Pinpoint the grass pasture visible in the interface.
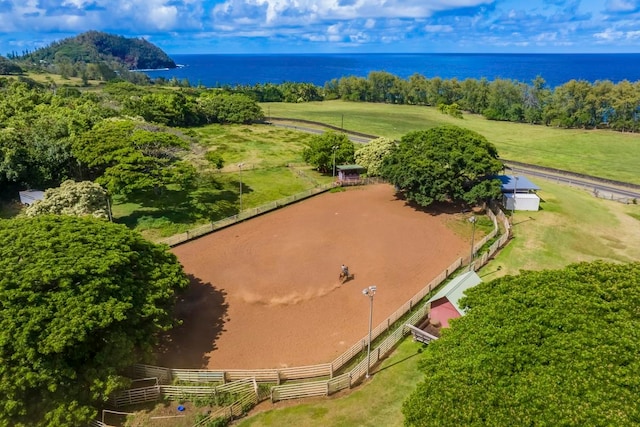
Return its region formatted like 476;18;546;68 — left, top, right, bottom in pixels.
237;339;426;427
262;100;640;185
490;179;640;279
112;124;326;240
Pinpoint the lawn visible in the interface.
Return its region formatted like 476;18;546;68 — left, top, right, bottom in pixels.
237;338;426;427
489;179;640;279
111;124;328;240
262;101;640;185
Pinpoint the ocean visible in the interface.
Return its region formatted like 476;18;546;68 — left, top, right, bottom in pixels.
143;53;640;89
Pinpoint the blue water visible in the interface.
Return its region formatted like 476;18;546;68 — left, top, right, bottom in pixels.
143;53;640;89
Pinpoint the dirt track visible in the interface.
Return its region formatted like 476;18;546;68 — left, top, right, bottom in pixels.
157;184;467;369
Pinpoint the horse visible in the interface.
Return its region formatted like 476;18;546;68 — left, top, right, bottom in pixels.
339;270;352;284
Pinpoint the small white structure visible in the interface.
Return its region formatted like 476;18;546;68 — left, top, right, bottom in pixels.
503;193;540;211
19;190;45;206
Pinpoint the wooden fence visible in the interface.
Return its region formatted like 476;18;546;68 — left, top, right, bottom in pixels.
120;205;512;410
108;377;257;408
157;182;336;247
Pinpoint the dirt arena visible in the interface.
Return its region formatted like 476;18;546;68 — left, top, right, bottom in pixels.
157;184;468;369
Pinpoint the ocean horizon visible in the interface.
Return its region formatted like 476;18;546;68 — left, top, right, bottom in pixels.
142;53;640;89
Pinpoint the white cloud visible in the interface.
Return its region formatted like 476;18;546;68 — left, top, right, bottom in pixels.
626;30;640;38
0;0;205;34
534;32;558;42
424;24;453;33
594;28;624;41
212;0;495;25
605;0;640;13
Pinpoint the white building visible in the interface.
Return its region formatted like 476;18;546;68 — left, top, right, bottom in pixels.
496;174;541;211
19;190;45;206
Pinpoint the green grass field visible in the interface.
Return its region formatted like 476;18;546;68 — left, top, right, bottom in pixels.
111;124;329;240
490;179;640;279
263;101;640;185
237;339;426;427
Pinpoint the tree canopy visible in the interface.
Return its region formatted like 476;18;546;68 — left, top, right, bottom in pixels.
0;56;22;75
302;131;355;174
354;136;395;176
25;180;110;219
380;125;502;207
72;119;196;195
403;261;640;426
0;215;189;426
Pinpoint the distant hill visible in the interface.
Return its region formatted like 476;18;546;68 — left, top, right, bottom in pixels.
21;31;176;70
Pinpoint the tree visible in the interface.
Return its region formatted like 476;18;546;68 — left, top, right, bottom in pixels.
72;120;196;195
302;132;354;174
0;215;189;426
197;92;264;124
403;261;640;426
0;56;22;74
380;125;502;207
354;137;395;176
25;180;111;219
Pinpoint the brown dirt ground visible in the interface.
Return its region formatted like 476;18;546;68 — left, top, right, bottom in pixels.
156;184;467;369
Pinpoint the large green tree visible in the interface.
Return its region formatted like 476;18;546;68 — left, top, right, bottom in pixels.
72;119;196;195
197;92;265;124
25;180;111;219
403;261;640;426
0;216;189;426
380;125;502;207
354;137;395;176
302;131;354;174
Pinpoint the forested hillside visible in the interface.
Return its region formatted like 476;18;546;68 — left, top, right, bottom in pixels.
14;31;176;70
5;31;175;84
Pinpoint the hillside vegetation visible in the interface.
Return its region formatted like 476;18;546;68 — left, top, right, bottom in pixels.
14;31;176;71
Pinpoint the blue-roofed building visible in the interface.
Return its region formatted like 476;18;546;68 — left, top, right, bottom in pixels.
494;174;541;192
494;174;541;211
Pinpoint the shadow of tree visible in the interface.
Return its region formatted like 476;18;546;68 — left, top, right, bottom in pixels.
115;179;251;230
155;274;229;368
391;192;469;216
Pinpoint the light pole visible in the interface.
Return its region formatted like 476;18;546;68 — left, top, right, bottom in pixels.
468;216;477;271
238;162;245;213
332;145;339;179
512;175;519;222
362;285;377;379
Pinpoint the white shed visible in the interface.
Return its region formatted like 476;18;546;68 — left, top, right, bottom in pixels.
503;193;540;211
19;190;45;206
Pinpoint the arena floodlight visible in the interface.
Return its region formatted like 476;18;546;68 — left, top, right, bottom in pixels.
362;285;376;378
238;163;245;212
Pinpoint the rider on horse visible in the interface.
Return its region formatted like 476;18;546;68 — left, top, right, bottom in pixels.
340;264;350;281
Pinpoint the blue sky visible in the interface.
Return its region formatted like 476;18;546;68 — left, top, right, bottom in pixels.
1;0;640;54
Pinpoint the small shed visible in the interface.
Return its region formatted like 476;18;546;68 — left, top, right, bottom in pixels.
336;165;366;184
426;271;482;328
503;192;540;211
495;174;541;211
19;189;45;206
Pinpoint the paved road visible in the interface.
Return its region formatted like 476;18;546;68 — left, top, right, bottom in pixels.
270;121;374;144
505;164;640;203
271;119;640;203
